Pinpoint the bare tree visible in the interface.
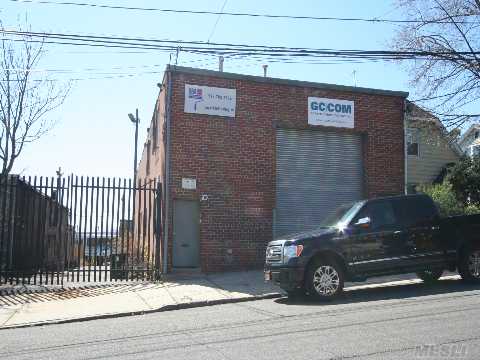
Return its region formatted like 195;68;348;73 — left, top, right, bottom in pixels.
0;23;69;176
392;0;480;128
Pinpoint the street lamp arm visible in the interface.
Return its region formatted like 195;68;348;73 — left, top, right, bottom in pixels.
128;113;138;123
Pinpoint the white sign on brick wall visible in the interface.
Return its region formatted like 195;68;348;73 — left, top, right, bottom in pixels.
184;84;236;118
182;178;197;190
308;97;355;128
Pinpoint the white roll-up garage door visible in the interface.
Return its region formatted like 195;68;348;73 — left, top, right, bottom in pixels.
275;128;364;237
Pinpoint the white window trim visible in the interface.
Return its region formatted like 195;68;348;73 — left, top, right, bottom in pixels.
406;128;420;157
471;144;480;157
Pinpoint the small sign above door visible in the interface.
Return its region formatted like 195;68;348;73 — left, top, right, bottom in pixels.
182;178;197;190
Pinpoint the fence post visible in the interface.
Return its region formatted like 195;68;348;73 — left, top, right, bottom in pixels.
154;180;162;280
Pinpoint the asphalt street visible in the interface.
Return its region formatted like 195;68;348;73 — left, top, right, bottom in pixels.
1;278;480;360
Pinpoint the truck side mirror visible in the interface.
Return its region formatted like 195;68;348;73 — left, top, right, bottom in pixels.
354;217;371;229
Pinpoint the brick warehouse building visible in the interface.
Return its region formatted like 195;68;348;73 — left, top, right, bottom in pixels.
137;65;408;273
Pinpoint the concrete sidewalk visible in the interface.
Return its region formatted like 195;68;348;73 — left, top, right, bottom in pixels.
0;271;282;329
0;271;460;330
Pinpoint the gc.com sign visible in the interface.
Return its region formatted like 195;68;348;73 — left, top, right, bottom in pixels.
415;344;467;358
308;97;354;129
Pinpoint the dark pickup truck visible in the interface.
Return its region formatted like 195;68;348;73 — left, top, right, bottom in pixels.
264;194;480;299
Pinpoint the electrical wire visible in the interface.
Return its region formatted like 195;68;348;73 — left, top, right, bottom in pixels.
8;0;480;24
3;29;479;61
2;28;478;84
0;57;220;81
207;0;228;43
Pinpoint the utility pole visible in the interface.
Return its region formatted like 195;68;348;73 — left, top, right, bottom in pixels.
128;109;139;188
128;109;140;233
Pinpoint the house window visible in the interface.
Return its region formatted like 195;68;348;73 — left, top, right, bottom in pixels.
471;144;480;157
407;129;419;156
474;131;479;139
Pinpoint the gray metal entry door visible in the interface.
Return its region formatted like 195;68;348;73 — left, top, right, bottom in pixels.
275;129;364;237
173;200;200;268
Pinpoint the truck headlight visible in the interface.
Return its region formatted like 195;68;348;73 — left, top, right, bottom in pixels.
283;244;304;262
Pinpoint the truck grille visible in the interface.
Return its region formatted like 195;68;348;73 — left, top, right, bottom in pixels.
266;245;283;263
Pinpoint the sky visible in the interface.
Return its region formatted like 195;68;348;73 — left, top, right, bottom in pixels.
2;0;415;179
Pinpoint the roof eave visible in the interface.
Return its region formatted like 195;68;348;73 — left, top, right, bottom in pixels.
166;65;409;98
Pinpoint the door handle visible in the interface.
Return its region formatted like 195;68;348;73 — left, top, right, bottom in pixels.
394;231;403;235
431;226;440;231
181;243;189;248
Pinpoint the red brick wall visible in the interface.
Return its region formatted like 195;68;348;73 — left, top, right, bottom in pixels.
161;70;405;273
136;87;167;265
137;87;166;182
137;69;405;273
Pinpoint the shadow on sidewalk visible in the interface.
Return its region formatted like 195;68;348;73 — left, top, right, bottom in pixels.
0;270;279;308
275;278;480;306
0;282;171;307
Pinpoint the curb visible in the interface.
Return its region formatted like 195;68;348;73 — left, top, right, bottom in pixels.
0;292;283;331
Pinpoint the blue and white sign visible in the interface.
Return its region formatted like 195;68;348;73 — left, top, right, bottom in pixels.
184;84;236;118
308;97;355;128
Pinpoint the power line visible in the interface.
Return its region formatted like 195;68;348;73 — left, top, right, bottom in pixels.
4;29;480;61
207;0;228;43
1;36;416;61
8;0;480;24
3;29;480;78
0;57;221;81
1;57;375;75
0;50;380;80
1;59;220;75
2;29;295;52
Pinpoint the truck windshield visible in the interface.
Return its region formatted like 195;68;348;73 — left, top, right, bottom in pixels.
319;201;365;228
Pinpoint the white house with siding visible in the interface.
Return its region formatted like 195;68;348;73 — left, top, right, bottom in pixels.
405;102;461;193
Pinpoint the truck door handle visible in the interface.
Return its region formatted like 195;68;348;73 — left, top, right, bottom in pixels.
394;231;403;235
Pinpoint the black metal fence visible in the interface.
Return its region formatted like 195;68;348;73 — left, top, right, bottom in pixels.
0;175;162;285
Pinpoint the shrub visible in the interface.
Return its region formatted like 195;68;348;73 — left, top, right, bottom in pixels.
417;183;469;217
465;204;480;215
448;156;480;206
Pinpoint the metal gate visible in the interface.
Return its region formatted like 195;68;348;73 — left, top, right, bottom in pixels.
275;128;364;237
0;174;162;285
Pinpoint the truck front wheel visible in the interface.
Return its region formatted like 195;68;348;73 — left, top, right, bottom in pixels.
458;247;480;283
306;259;344;300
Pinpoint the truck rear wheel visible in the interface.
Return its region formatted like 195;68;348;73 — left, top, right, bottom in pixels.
306;259;344;300
458;247;480;283
416;269;443;283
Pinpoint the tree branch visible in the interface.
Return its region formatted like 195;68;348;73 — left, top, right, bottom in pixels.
0;22;70;175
